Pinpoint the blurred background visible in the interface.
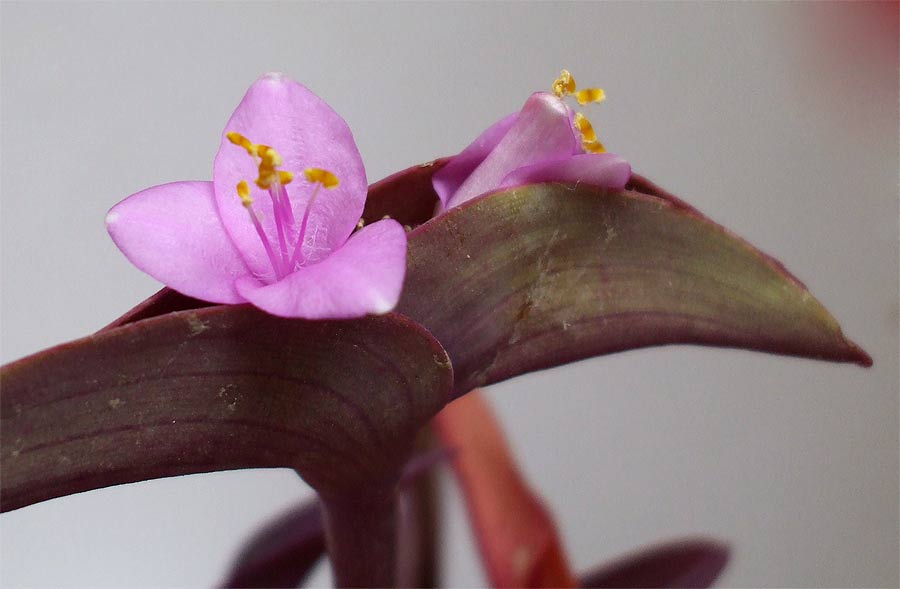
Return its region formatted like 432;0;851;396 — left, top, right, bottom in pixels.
1;2;897;587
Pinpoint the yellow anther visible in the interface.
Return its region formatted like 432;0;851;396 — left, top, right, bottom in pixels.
227;132;256;155
575;87;605;105
574;113;606;153
304;168;340;189
236;180;253;207
256;144;283;167
255;158;280;189
255;174;274;189
582;139;606;154
573;113;596;142
552;69;576;97
227;131;289;189
552;70;609;152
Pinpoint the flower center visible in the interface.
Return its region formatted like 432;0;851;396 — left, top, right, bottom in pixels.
551;69;607;154
227;131;339;281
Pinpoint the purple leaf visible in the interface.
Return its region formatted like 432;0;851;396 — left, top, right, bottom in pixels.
102;287;210;330
1;306;452;586
395;179;870;395
579;538;730;588
221;500;324;589
361;158;450;229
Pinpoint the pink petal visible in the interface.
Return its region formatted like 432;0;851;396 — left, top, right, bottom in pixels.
447;92;578;209
500;153;632;190
433;112;518;209
235;220;407;319
213;73;368;279
106;181;250;304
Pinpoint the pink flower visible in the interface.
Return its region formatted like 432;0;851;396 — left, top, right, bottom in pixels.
106;73;406;319
433;70;632;210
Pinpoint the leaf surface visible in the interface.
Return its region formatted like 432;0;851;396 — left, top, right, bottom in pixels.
362;158;449;229
397;181;870;395
1;306;452;512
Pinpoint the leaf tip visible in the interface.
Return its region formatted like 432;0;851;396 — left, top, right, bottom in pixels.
846;339;873;367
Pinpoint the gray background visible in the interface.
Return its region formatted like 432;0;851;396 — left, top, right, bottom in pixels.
1;2;897;587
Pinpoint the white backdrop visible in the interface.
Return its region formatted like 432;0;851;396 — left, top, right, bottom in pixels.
1;3;897;587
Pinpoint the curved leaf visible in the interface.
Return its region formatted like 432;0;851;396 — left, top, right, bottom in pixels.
362;158;449;229
222;499;325;589
102;286;210;330
579;538;730;588
434;391;578;588
0;305;452;511
397;182;870;395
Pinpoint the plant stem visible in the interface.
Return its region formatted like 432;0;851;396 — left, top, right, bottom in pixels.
321;489;399;588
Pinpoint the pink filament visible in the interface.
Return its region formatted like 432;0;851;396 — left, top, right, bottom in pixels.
274;182;295;226
288;183;321;270
247;181;322;281
267;183;290;273
245;205;284;280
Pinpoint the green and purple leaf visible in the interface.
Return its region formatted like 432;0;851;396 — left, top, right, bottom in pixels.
97;161;870;404
388;170;869;395
1;158;869;588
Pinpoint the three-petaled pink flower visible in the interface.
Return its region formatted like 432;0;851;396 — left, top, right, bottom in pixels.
107;73;407;319
434;70;632;210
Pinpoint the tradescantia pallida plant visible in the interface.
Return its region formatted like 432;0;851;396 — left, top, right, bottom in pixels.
0;71;870;588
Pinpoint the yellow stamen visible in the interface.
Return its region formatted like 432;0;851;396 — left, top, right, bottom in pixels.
227;131;289;189
304;168;340;189
255;145;282;188
582;139;606;154
574;113;606;153
552;69;576;98
256;144;282;167
573;113;596;142
552;69;610;151
236;180;253;207
575;87;605;106
227;132;256;155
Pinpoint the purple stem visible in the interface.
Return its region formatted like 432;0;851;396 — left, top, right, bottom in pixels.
321;490;399;588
